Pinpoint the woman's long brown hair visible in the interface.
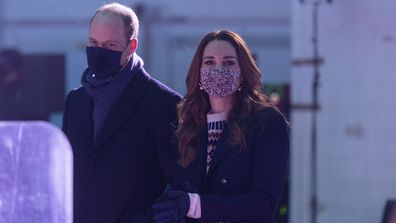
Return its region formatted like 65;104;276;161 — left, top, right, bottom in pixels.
176;30;269;167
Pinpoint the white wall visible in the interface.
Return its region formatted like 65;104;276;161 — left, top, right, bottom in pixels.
291;1;396;223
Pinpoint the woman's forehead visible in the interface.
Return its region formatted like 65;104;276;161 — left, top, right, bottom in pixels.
203;40;237;58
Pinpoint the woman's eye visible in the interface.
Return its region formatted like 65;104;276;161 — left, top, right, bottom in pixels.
224;60;236;66
204;60;215;65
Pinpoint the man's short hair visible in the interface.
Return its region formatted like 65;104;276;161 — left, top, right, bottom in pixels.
90;3;139;43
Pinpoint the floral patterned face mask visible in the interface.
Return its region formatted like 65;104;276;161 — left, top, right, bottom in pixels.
200;66;241;97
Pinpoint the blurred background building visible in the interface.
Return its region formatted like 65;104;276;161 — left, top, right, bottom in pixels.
291;1;396;223
0;0;291;124
0;0;395;222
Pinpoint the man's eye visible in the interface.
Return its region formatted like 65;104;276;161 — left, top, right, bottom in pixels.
104;43;118;49
88;40;97;46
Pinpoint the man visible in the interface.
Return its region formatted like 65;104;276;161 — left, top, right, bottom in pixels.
62;3;181;223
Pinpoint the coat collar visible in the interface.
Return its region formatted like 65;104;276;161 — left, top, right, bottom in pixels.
83;68;150;158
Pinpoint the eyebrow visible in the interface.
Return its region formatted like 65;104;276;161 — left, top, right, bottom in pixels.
203;56;237;59
224;56;237;59
102;40;119;45
88;37;119;44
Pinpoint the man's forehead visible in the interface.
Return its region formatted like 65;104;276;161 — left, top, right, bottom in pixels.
91;13;123;26
88;12;129;45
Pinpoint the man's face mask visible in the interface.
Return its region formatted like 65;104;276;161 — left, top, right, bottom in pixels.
200;66;241;97
85;45;128;79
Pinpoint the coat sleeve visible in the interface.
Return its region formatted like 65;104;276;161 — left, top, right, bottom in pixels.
199;108;290;222
122;93;182;223
121;84;181;223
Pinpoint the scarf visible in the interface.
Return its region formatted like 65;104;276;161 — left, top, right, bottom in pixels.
81;53;144;141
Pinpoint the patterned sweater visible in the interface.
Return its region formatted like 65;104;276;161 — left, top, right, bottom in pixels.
206;111;228;172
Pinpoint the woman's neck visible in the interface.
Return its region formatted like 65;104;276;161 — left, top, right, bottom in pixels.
209;95;234;114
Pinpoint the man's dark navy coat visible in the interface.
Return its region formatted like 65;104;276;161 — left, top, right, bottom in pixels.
63;67;181;223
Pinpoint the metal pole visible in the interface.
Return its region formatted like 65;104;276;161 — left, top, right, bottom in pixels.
310;1;321;223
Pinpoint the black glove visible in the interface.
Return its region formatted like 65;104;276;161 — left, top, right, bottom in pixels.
151;190;190;223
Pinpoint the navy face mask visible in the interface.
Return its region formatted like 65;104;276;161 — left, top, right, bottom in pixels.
86;46;126;79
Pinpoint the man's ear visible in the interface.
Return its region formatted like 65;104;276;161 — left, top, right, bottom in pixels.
129;39;138;53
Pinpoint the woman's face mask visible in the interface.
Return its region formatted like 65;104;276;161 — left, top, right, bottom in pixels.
200;66;241;97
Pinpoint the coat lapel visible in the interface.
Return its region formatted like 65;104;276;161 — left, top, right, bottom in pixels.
78;93;95;159
90;70;150;151
194;127;209;190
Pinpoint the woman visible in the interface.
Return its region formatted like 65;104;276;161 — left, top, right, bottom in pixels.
152;30;289;223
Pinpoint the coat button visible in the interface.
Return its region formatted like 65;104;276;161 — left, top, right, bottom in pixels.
221;178;227;185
